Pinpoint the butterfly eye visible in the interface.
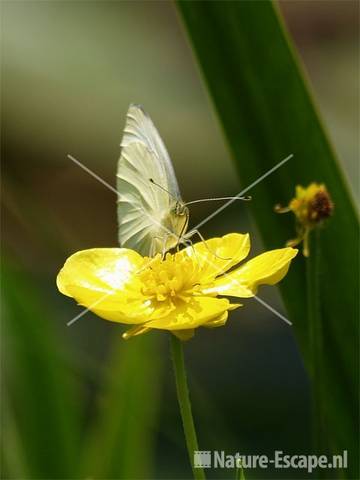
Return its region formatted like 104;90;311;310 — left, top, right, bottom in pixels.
174;203;188;216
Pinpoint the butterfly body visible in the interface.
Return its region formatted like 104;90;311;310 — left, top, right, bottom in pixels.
158;201;189;252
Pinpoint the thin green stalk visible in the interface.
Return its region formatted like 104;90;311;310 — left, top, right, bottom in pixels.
170;335;206;480
306;229;325;455
235;463;246;480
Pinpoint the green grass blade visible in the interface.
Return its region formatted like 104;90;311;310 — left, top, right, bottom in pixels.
81;335;163;479
1;260;80;478
177;1;358;477
1;392;30;480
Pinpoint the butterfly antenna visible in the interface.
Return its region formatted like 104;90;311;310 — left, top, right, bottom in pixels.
184;195;251;206
149;178;178;201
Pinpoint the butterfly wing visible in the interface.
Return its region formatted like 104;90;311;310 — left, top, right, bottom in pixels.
117;104;186;256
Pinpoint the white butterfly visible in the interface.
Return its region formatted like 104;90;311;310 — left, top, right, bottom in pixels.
117;104;249;257
117;104;189;256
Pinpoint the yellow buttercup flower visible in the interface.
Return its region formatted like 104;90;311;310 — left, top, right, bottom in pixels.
57;233;297;340
275;183;333;257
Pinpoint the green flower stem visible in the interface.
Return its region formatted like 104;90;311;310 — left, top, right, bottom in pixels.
235;463;246;480
306;229;325;455
170;335;206;480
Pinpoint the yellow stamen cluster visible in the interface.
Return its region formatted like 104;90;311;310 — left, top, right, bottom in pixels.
139;253;200;302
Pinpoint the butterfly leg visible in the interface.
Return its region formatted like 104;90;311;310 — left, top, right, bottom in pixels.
179;237;201;264
150;236;165;258
161;234;172;259
149;239;155;258
149;235;175;259
185;228;206;243
184;229;231;260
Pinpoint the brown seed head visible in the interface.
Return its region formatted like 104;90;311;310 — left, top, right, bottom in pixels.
308;189;334;223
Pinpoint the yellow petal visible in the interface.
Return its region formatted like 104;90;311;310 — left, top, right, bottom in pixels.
209;248;298;297
122;324;151;340
57;248;143;294
180;233;250;282
64;284;152;323
204;311;229;328
146;296;238;331
56;248;150;323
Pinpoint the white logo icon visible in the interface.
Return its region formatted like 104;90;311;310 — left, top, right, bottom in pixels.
194;451;212;468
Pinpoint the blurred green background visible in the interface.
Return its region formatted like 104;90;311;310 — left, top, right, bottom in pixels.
1;1;358;479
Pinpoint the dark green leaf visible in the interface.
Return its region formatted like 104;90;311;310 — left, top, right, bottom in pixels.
81;335;163;479
177;1;358;477
1;260;80;478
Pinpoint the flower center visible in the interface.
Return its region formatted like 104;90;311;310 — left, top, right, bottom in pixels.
290;185;333;225
139;252;199;302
